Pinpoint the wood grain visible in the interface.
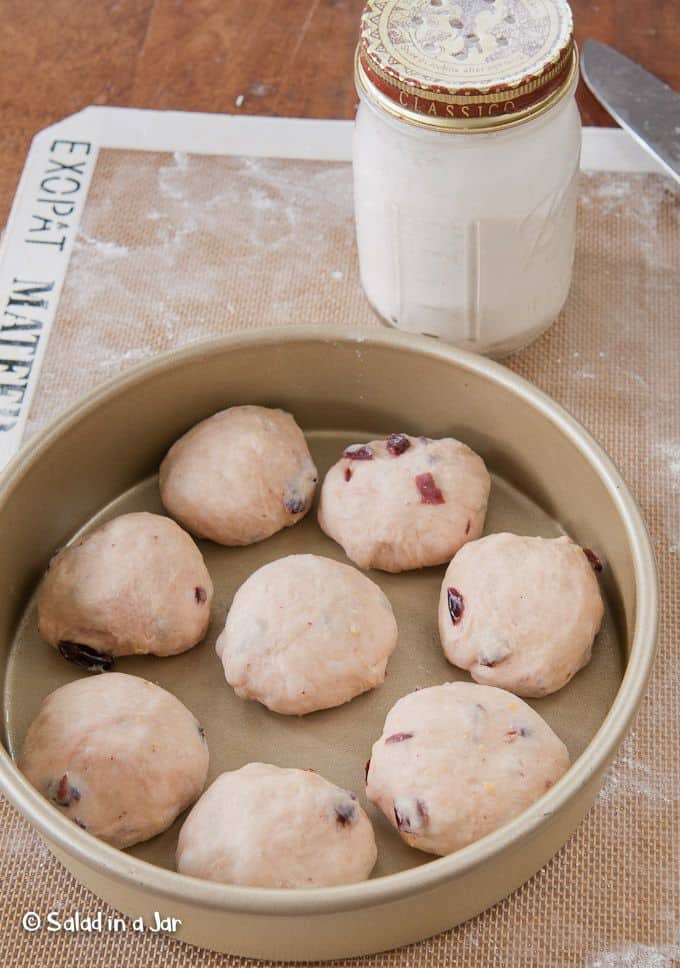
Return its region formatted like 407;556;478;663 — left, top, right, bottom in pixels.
0;0;155;228
1;0;677;226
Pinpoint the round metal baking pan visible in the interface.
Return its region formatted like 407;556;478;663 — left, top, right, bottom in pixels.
0;327;657;960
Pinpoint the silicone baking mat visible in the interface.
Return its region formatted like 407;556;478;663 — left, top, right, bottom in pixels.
0;110;678;966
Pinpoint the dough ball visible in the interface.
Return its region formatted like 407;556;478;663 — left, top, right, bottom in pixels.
366;682;570;856
216;554;397;715
38;512;213;666
318;434;490;572
159;405;318;546
20;673;209;849
438;533;605;697
177;763;377;887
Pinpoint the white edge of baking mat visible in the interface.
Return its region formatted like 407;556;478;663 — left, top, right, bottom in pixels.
0;107;670;471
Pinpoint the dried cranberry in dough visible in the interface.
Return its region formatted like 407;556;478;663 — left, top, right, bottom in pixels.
176;763;376;888
160;405;318;546
366;682;569;856
20;673;208;849
38;512;213;661
438;534;604;697
318;434;490;572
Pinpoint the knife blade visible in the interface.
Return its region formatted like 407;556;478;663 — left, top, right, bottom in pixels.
581;40;680;183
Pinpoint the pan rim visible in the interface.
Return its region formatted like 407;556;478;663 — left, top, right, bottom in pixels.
0;325;658;916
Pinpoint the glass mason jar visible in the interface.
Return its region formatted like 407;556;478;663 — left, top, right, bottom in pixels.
353;0;582;357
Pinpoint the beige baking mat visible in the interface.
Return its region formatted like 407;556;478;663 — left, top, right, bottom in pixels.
2;149;679;966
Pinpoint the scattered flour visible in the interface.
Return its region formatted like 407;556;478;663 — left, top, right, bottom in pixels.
580;172;678;273
597;733;678;806
582;177;627;210
74;233;129;258
97;347;154;372
581;171;678;220
248;82;277;97
624;371;649;388
2;827;50;861
157;152;192;201
657;441;680;494
588;943;680;968
23;150;357;434
656;441;680;552
173;151;189;172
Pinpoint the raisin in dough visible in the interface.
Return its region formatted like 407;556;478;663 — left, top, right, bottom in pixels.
159;405;318;546
216;554;397;715
438;533;605;697
20;673;209;849
177;763;376;887
366;682;570;857
318;434;490;572
38;512;213;667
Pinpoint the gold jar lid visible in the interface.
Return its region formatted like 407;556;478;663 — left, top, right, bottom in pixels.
356;0;577;132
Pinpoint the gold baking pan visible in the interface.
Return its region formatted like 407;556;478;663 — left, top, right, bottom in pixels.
0;327;657;960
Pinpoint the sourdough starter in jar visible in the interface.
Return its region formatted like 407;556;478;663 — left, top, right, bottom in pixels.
353;0;581;357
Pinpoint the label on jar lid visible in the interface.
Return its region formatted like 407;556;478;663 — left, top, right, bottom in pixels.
358;0;575;128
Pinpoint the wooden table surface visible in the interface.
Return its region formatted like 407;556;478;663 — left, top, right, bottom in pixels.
0;0;677;228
